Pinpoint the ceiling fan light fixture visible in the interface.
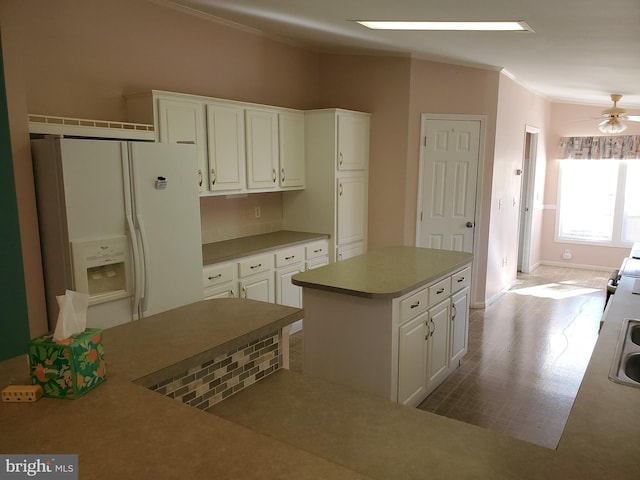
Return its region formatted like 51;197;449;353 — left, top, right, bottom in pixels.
598;119;627;134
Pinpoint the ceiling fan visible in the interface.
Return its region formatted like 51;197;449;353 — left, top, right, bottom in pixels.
595;94;640;134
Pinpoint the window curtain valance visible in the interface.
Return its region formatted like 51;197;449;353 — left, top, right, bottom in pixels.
559;135;640;159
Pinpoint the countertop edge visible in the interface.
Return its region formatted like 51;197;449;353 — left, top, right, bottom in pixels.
293;250;473;298
202;231;330;266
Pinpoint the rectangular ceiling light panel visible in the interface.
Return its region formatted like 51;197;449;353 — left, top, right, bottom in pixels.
357;21;533;32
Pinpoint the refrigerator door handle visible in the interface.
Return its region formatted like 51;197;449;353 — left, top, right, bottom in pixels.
135;213;151;315
122;145;144;319
126;212;143;317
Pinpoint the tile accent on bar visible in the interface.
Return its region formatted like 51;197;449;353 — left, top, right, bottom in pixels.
148;331;280;409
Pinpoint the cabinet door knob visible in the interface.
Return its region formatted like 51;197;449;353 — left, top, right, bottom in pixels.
272;168;277;183
436;287;445;295
211;168;216;186
281;167;286;182
339;152;344;166
198;169;203;187
451;305;457;320
410;301;420;309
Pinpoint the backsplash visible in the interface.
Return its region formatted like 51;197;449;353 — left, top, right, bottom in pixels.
147;331;281;410
200;192;283;244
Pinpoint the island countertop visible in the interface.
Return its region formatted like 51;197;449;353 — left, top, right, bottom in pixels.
292;246;473;298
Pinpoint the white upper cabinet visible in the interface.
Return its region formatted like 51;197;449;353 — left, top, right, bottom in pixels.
278;111;305;189
125;90;305;196
337;112;369;171
282;108;370;262
206;102;246;193
155;96;208;193
245;108;279;191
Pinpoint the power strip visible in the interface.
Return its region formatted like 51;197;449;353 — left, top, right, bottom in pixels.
1;385;44;403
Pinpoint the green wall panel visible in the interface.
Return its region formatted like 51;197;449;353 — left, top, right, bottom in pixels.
0;31;31;361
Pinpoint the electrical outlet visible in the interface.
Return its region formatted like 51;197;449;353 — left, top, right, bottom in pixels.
1;385;43;403
562;250;572;260
254;206;261;218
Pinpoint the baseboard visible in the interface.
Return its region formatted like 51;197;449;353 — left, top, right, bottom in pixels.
540;261;614;272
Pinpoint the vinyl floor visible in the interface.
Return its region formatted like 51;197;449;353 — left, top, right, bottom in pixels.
288;265;609;449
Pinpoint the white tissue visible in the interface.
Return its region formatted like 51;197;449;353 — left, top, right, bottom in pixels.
53;290;89;341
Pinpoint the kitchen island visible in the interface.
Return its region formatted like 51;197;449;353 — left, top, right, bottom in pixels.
292;246;474;405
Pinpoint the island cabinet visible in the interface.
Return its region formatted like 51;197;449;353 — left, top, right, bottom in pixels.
282;109;369;262
292;247;473;406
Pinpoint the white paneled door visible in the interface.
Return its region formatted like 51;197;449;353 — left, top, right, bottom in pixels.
417;117;481;253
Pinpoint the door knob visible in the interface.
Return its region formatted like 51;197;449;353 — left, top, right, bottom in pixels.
466;221;475;228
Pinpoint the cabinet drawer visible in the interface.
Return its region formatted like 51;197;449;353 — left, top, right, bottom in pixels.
399;288;429;324
452;267;471;293
203;263;235;288
238;254;273;278
428;277;451;307
305;240;329;260
275;247;304;267
204;284;236;299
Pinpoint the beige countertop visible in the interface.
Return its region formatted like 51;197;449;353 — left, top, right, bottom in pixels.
1;278;640;478
292;246;473;298
202;230;329;265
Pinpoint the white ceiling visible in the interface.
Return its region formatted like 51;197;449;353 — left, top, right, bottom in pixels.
166;0;640;108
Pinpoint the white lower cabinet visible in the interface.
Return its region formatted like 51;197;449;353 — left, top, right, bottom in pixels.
238;254;274;302
398;311;429;406
450;287;470;366
202;239;329;329
396;265;471;406
336;242;365;261
426;299;451;395
240;271;274;302
203;262;237;300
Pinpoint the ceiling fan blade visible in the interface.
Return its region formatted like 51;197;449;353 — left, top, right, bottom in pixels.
568;117;602;123
625;115;640;122
598;119;613;126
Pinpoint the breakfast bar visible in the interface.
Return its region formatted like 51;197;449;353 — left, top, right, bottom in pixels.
2;277;640;477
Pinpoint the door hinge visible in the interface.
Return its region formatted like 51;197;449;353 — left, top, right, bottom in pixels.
423;136;427;147
420;212;423;222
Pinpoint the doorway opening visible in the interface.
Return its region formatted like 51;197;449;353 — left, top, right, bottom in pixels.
517;126;539;273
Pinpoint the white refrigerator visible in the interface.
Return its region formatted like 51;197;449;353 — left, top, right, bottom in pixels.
32;137;203;330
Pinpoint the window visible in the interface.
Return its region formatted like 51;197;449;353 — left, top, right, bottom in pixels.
557;160;640;245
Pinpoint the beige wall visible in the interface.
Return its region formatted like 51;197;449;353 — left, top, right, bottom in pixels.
485;74;550;304
200;193;283;243
540;101;640;269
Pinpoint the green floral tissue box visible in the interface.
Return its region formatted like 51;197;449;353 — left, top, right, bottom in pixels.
28;328;106;399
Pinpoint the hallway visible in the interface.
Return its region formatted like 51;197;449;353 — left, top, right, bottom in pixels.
416;265;608;448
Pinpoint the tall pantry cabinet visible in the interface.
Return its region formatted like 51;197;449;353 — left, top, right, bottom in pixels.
283;109;370;262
